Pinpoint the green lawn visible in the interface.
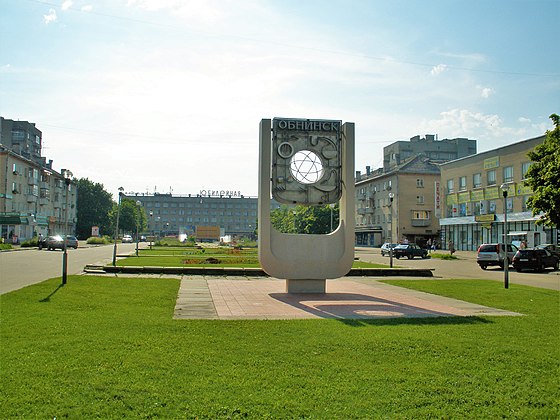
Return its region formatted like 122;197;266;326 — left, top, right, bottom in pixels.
1;277;558;418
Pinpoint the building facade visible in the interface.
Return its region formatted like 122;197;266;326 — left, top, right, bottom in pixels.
355;156;441;247
439;135;558;251
0;117;76;243
355;134;477;247
125;192;263;240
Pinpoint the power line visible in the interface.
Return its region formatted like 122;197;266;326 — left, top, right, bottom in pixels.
24;0;558;78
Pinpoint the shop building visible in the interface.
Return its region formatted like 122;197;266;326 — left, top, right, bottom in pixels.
439;135;557;251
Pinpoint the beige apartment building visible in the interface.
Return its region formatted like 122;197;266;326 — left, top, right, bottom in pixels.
439;135;558;251
355;156;441;247
0;117;76;243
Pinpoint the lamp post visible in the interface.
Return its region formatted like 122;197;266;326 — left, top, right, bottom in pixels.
149;211;153;250
389;192;395;268
112;187;124;266
135;200;142;257
501;183;509;289
61;169;73;285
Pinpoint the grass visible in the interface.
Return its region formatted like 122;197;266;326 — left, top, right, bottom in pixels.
1;276;558;418
120;247;387;268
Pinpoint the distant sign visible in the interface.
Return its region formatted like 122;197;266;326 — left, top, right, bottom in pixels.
200;190;242;198
91;226;99;237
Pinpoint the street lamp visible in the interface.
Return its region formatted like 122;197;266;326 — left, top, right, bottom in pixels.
389;192;395;268
135;200;142;257
501;183;509;289
112;187;124;266
61;169;73;285
149;210;153;250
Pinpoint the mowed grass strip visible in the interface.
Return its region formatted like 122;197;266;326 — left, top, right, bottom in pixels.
1;277;558;418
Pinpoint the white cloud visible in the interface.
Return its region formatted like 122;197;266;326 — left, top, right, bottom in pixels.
61;1;73;11
43;8;57;24
126;0;223;24
479;86;494;98
518;117;531;123
430;64;447;76
81;5;93;12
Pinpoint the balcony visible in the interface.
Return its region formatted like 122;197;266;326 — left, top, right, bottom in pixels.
357;193;366;200
365;207;375;214
28;177;38;185
26;194;37;203
39;198;49;206
357;208;366;215
411;219;431;227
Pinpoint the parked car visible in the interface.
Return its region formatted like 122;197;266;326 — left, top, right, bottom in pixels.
476;243;518;270
45;235;79;250
393;243;429;259
122;234;133;243
535;244;560;258
380;242;398;256
512;248;559;272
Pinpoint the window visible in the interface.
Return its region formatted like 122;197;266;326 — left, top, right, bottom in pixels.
521;162;531;179
413;211;429;219
487;170;496;186
503;166;514;183
447;179;454;193
416;178;424;188
522;195;530;211
11;182;18;193
473;173;482;188
416;195;425;204
459;176;467;191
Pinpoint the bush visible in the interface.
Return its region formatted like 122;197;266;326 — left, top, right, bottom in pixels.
0;243;13;250
20;237;39;248
430;252;458;260
86;236;110;245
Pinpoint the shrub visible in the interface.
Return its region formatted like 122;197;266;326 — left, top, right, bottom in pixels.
20;237;39;248
87;236;109;245
0;243;13;250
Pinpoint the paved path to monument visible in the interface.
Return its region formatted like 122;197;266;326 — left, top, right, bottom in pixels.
173;276;521;320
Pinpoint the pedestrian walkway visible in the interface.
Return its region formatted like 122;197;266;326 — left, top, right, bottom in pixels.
173;276;521;320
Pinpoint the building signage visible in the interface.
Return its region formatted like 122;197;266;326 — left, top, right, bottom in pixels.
458;192;470;204
446;193;458;205
484;186;499;200
470;189;484;201
484;156;500;169
275;119;340;132
475;214;496;223
434;181;441;218
516;184;532;195
199;189;242;198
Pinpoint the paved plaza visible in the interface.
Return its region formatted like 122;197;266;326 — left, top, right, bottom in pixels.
173;276;521;320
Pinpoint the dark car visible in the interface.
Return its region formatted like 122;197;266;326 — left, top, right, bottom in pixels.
512;248;559;272
535;244;560;258
45;235;79;250
393;243;429;259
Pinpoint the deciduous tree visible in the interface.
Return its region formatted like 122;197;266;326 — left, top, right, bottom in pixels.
75;178;113;239
525;113;560;226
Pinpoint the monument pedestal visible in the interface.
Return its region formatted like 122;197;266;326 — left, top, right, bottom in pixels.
286;279;326;294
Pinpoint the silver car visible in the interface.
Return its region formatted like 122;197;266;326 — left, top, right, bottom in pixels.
477;243;518;270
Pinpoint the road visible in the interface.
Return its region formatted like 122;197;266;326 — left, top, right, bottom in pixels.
0;243;141;295
2;244;558;295
355;247;560;291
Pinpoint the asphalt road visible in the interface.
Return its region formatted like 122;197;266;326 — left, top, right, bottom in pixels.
355;247;560;291
0;242;141;295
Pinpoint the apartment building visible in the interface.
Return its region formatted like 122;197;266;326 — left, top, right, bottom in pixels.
0;117;76;243
355;134;476;247
439;135;558;251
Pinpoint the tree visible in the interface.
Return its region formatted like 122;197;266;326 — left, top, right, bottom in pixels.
525;114;560;227
76;178;113;239
271;204;339;234
108;198;147;236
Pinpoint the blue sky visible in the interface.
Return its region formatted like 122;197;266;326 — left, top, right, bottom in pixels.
1;0;558;198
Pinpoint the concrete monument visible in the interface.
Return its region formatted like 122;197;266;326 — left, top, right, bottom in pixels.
258;118;355;293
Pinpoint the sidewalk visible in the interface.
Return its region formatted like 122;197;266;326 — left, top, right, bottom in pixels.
171;275;521;320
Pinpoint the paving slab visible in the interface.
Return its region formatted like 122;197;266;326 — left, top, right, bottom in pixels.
173;276;522;320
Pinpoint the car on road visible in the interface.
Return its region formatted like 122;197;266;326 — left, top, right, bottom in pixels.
477;243;518;270
122;234;133;243
512;248;559;272
45;235;79;250
392;243;429;259
380;242;398;256
535;244;560;258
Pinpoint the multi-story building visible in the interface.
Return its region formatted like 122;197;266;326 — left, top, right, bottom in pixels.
355;134;477;247
0;117;76;243
439;135;557;251
125;192;263;240
383;134;477;171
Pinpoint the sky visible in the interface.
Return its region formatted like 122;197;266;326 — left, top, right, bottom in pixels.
1;0;559;200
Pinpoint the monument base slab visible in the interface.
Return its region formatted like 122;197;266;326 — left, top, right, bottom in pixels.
286;279;326;294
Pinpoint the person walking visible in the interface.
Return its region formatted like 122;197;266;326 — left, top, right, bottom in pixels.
448;240;456;255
